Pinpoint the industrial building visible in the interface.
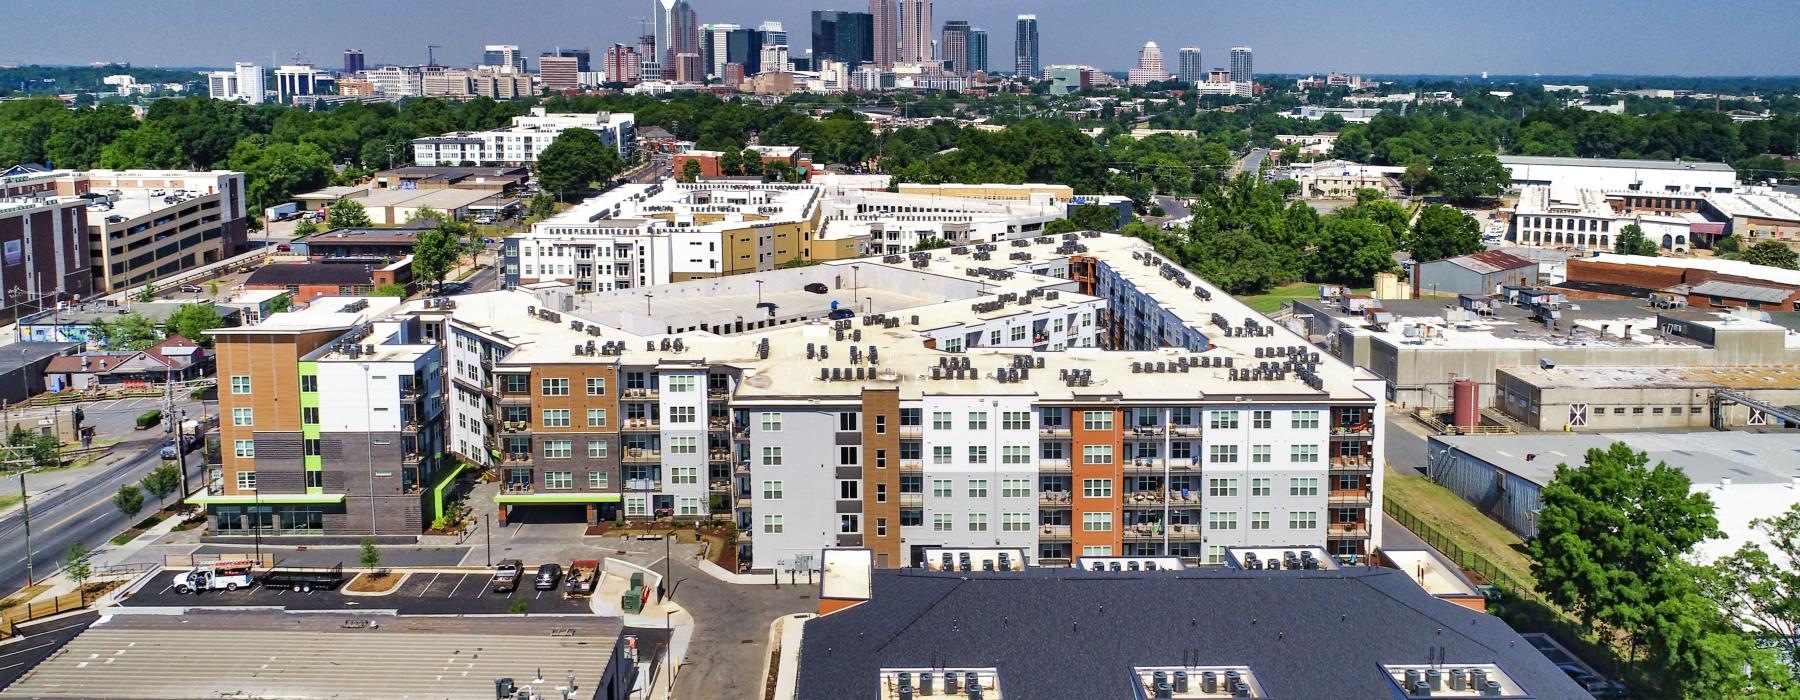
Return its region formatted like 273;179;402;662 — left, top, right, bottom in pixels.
211;231;1387;572
1563;253;1800;311
1497;155;1738;194
796;558;1588;699
1414;250;1540;298
1428;432;1800;562
1494;364;1800;431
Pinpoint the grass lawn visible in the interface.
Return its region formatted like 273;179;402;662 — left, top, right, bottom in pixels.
0;493;18;512
1385;467;1537;588
1240;282;1369;314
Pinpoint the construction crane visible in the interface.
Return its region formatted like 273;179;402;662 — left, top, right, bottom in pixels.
426;45;443;67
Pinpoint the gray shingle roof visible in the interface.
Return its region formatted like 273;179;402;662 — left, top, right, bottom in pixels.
796;568;1592;700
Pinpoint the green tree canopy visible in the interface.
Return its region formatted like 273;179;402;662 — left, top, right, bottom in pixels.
1740;240;1800;270
410;224;459;288
164;303;225;346
1431;146;1511;205
1407;204;1485;262
1614;223;1660;256
141;463;182;505
373;283;409;298
536;128;624;197
91;312;162;351
113;483;145;518
325;198;373;229
9;424;60;469
1309;216;1395;285
679;158;701;183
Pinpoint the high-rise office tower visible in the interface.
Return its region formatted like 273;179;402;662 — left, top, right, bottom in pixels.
1014;15;1039;78
1178;48;1204;84
542;48;591;72
483;44;526;73
939;20;970;74
703;24;740;78
759;21;791;72
644;0;692;81
897;0;931;63
1230;46;1253;82
342;49;365;75
274;64;323;102
539;56;581;91
869;0;897;68
759;21;788;47
666;2;700;80
1127;41;1165;86
234;62;265;104
604;43;640;83
812;11;875;66
967;28;988;73
727;27;765;75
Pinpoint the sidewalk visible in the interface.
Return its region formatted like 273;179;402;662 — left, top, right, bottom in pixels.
15;500;191;606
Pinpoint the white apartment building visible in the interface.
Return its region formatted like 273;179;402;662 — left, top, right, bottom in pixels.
412;108;635;167
206;62;265;104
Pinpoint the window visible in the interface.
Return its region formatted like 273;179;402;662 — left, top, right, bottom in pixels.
989;329;1001;346
1251;478;1271;497
1291;410;1320;429
968;411;988;430
236;471;256;490
876;518;888;537
669;436;698;454
967;446;988;464
588;440;608;459
933;479;953;498
299;375;317;392
589;471;609;489
667;376;695;393
839;480;860;500
839;514;861;534
1208;478;1238;497
305;438;320;456
231;408;253;426
900;442;922;460
932;446;953;464
839;412;859;432
1082;512;1113;531
900;408;922;426
1083;545;1114;556
678;497;701;517
1040;407;1066;427
1251;444;1271;463
230;376;251;394
1002;411;1031;430
761;446;782;466
968;513;989;532
626;497;647;517
1209;445;1238;463
543;439;573;458
933;513;953;531
760;413;782;432
669;406;696;423
875;415;887;434
1082;479;1113;498
586;377;607;396
1082;411;1113;431
542;409;571;428
968;479;988;498
1207;546;1225;565
545;471;573;489
1291;444;1319;463
1209;410;1239;429
1003;512;1030;531
1289;478;1319;496
1002;446;1030;464
1041;442;1065;460
763;515;784;534
301;406;318;425
540;378;569;396
233;440;255;458
1251;410;1272;429
1289;511;1318;529
932;411;953;430
503;375;528;393
670;467;697;485
1082;444;1113;465
587;408;608;427
1250;511;1270;530
762;481;783;499
1002;478;1030;498
1208;511;1238;530
839;445;861;466
1010;325;1026;342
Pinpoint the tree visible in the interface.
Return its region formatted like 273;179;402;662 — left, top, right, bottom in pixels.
1651;564;1795;698
1401;161;1439;196
141;463;182;505
740;148;764;177
291;218;319;237
325;198;373;229
266;294;292;314
536;128;624;197
113;483;145;519
912;237;950;251
1309;216;1395;285
163;303;226;346
90;312;161;351
410;224;459;289
9;425;59;469
229;140;333;213
359;536;382;570
135;282;157;303
527;191;558;220
1614;223;1660;257
373;283;409;298
65;540;92;592
1407;204;1485;262
1712;234;1742;258
1060;204;1124;233
1431;146;1510;205
99;122;187;170
1740;240;1800;271
679;158;702;183
1530;442;1721;653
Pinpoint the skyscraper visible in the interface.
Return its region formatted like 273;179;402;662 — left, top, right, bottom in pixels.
1127;41;1165;86
1014;15;1039;78
703;24;740;78
342;49;365;75
727;27;765;75
1178;47;1204;84
869;0;897;68
542;48;591;72
898;0;932;63
967;28;989;73
604;43;640;84
1230;46;1253;83
482;44;525;73
940;20;970;74
812;11;875;67
540;56;582;91
644;0;698;81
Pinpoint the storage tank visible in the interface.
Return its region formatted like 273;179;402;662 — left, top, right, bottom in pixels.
1452;378;1479;430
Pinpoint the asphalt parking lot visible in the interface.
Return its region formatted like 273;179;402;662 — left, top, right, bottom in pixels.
121;570;593;616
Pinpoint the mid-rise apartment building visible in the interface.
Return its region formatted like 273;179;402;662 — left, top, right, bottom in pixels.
210;231;1383;574
411;108;635;167
0;197;91;323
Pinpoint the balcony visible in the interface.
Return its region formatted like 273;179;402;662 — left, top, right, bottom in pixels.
500;481;536;494
501;453;533;466
621;387;660;401
1039;425;1071;438
709;450;733;463
708;418;732;432
1328;490;1373;508
1038;491;1072;507
1038;458;1070;471
732;423;749;440
1039;524;1071;540
1169;425;1203;438
1328;456;1375;473
899;492;923;508
499;393;532;405
480;356;493;369
709;480;731;494
1330;425;1374;441
623;478;663;492
399;386;420;401
898;425;924;438
1328;522;1372;539
501;421;530;433
621;418;661;432
708;389;730;401
734;461;751;475
1123;427;1165;440
899;459;923;473
621;448;662;463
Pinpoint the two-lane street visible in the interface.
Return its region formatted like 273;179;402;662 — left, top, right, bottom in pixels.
0;438;177;593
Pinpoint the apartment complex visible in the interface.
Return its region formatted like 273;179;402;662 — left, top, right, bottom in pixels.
411;108;635;167
0;197;91;323
213;231;1384;574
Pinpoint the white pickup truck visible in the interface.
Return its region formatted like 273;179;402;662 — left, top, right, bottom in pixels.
171;561;256;593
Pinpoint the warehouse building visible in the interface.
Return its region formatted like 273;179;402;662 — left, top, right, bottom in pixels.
1497;155;1737;194
1414;250;1539;298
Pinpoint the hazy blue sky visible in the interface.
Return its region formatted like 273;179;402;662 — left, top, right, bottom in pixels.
3;0;1795;76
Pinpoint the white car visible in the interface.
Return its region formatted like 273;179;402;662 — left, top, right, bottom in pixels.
474;216;495;225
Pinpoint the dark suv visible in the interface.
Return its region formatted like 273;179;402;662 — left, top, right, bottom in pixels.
534;563;563;590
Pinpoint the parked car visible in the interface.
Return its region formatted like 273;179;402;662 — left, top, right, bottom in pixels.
804;282;828;294
534;563;563;591
828;308;855;320
490;559;524;593
473;216;495;225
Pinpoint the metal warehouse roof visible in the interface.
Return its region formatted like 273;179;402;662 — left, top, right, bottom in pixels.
1498;155;1736;173
1688;279;1792;304
1431;249;1537;275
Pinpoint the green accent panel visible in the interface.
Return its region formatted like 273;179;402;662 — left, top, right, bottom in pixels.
494;493;622;505
428;460;474;521
189;493;347;505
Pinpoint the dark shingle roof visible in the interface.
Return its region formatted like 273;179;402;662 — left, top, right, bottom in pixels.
245;263;379;287
796;568;1592;700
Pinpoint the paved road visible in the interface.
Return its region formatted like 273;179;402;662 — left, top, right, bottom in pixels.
462;262;501;294
1234;147;1271;176
0;442;171;594
0;611;97;690
1154;195;1190;220
668;555;815;700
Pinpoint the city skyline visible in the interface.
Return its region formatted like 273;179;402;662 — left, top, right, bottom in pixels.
2;0;1796;76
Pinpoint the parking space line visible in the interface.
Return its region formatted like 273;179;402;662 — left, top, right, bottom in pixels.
447;573;466;598
534;588;543;600
417;572;440;597
475;581;486;598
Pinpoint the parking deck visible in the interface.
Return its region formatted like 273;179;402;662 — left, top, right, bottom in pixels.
121;570;594;616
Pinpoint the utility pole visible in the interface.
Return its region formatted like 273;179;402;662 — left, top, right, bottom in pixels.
5;445;39;586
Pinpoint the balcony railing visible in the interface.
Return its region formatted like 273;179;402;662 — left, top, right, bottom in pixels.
1329;456;1375;472
1330;425;1374;440
623;478;662;492
898;425;924;438
621;387;660;400
709;480;731;493
621;448;662;463
734;461;751;475
501;482;536;493
709;450;733;463
1328;522;1371;538
899;492;923;508
1039;426;1071;438
1038;491;1072;506
501;421;529;433
499;393;531;405
621;418;661;431
501;453;532;466
1039;524;1071;539
1038;458;1070;470
1169;425;1203;437
1328;490;1374;508
708;419;732;432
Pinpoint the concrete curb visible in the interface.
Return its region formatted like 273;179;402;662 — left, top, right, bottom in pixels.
339;572;411;597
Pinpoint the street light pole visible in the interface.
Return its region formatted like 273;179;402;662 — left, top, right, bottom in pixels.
485;513;492;567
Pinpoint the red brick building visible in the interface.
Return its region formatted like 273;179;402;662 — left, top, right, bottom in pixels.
1566;254;1800;311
